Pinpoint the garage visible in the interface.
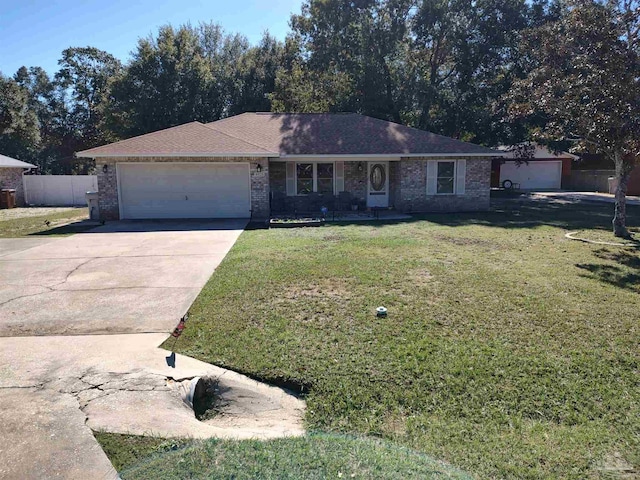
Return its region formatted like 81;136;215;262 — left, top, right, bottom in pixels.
499;160;562;190
117;163;251;219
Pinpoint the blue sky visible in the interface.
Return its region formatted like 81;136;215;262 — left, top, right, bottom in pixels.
0;0;303;76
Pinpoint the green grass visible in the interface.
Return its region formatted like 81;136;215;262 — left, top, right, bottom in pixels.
99;433;470;479
158;198;640;479
0;208;90;237
94;432;191;471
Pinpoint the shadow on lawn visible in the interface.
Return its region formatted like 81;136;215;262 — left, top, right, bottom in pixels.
29;221;97;236
332;197;639;232
577;248;640;292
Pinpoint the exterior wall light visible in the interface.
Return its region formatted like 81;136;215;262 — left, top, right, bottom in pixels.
256;163;263;172
357;162;364;172
102;164;108;173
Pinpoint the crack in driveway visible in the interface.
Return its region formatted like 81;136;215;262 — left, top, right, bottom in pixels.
0;221;256;479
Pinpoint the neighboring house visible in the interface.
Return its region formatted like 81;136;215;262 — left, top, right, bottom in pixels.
491;144;577;190
76;113;503;220
619;167;640;196
570;153;640;195
0;154;36;206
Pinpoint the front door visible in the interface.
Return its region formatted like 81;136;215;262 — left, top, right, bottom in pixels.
367;161;389;208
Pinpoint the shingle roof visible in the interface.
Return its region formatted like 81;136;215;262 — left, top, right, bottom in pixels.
0;154;36;168
207;113;501;156
77;114;502;159
76;122;276;158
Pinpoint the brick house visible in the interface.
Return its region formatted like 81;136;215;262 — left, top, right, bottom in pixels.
77;113;503;220
0;154;36;206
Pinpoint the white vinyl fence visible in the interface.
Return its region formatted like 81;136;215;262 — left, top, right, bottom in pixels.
23;175;98;206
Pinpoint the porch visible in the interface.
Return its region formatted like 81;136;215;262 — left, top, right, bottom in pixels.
268;160;399;217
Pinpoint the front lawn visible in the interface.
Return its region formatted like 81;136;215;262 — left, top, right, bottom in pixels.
100;433;470;479
0;207;89;237
166;198;639;479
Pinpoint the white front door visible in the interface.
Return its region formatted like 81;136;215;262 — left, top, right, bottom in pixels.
367;161;389;208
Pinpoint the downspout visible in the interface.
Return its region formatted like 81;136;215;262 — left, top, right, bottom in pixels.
22;168;30;206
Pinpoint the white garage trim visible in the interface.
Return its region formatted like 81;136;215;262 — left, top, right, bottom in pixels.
116;162;251;219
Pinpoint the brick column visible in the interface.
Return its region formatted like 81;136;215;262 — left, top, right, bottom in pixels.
96;160;119;220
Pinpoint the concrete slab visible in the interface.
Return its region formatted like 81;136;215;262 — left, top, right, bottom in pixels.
0;389;118;480
0;333;305;442
0;237;61;258
530;191;640;206
0;220;305;479
0;220;245;336
0;287;197;336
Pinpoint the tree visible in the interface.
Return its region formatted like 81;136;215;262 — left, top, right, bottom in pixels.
13;66;76;173
509;0;640;237
0;74;40;161
229;32;284;115
274;0;413;120
407;0;551;144
107;23;257;137
56;47;122;149
274;0;555;147
270;36;354;113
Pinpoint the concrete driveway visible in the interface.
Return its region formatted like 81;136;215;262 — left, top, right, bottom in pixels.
0;219;246;336
0;333;305;480
0;219;306;479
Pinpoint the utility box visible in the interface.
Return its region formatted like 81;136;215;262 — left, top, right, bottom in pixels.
0;189;16;209
86;191;100;220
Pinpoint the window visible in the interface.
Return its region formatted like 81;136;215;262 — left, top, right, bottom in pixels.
436;161;455;194
296;163;313;194
317;163;334;194
296;162;334;195
370;164;386;191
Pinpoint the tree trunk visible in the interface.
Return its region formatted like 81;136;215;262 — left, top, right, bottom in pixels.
612;153;632;238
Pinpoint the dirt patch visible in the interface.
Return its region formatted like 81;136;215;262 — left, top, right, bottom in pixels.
408;268;433;286
433;234;496;249
597;452;638;479
0;207;82;221
382;413;408;438
281;279;354;301
322;233;345;242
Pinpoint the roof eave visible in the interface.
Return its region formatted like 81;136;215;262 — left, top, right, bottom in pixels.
280;152;507;159
76;151;278;159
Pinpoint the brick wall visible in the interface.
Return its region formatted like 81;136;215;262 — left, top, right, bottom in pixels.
396;157;491;212
389;161;400;208
0;168;26;206
249;159;270;218
344;161;367;201
97;162;118;219
96;156;271;220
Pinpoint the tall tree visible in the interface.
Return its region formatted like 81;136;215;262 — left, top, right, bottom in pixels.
13;66;77;173
270;36;354;113
275;0;555;147
0;74;40;161
274;0;413;120
509;0;640;237
229;32;285;115
56;47;122;150
108;23;254;137
408;0;545;144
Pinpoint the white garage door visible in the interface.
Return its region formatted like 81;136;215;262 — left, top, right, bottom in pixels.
499;161;562;190
118;163;251;219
